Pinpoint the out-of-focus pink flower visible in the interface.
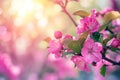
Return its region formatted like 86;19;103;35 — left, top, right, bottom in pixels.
93;61;106;80
113;26;120;33
48;40;63;57
54;31;62;39
42;73;58;80
28;73;39;80
0;26;11;42
63;34;73;39
0;26;7;36
77;10;100;34
116;55;120;62
100;8;113;15
47;55;77;79
111;38;120;48
81;39;102;63
52;58;76;78
0;54;21;80
112;19;120;26
71;56;90;72
93;60;114;80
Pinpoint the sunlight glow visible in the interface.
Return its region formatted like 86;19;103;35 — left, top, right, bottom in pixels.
10;0;48;29
11;0;35;17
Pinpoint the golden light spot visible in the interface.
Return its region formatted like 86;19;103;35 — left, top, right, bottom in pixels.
38;41;48;49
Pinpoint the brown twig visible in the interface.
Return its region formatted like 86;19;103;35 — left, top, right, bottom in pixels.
102;47;120;66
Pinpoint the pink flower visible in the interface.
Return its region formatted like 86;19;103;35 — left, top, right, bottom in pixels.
77;10;100;34
46;55;77;79
71;56;90;72
48;40;63;57
63;34;73;39
112;19;120;26
42;73;58;80
81;39;102;63
93;61;106;80
113;26;120;33
0;54;21;80
0;26;11;42
51;58;76;78
111;38;120;48
54;31;62;39
116;55;120;62
0;26;7;36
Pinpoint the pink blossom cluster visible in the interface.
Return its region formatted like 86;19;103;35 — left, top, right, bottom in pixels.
48;31;63;58
77;10;100;34
48;31;74;58
48;8;120;79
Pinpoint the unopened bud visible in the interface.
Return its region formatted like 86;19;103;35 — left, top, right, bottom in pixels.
54;31;62;39
111;38;120;48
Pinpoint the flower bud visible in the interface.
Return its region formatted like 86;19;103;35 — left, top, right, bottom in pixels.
54;31;62;39
111;38;120;47
64;34;73;39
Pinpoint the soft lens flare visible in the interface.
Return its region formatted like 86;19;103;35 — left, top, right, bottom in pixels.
11;0;35;17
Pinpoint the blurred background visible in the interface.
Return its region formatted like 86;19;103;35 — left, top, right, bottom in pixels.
0;0;120;80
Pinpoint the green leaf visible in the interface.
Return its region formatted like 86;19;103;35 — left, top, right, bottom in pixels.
78;31;89;47
62;52;73;57
68;40;81;53
98;21;111;32
91;32;103;42
103;11;120;23
100;65;106;76
63;38;73;47
73;10;90;18
68;31;89;54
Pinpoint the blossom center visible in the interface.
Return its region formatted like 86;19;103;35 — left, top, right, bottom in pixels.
88;48;94;54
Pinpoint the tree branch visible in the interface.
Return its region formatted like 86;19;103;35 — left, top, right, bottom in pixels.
57;0;77;27
62;8;77;27
102;47;120;66
102;54;120;66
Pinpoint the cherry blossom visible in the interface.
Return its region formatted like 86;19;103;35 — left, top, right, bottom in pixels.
54;31;62;39
93;61;106;80
81;39;103;63
77;10;100;34
48;40;63;57
42;73;58;80
71;56;90;72
111;38;120;48
63;34;73;39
